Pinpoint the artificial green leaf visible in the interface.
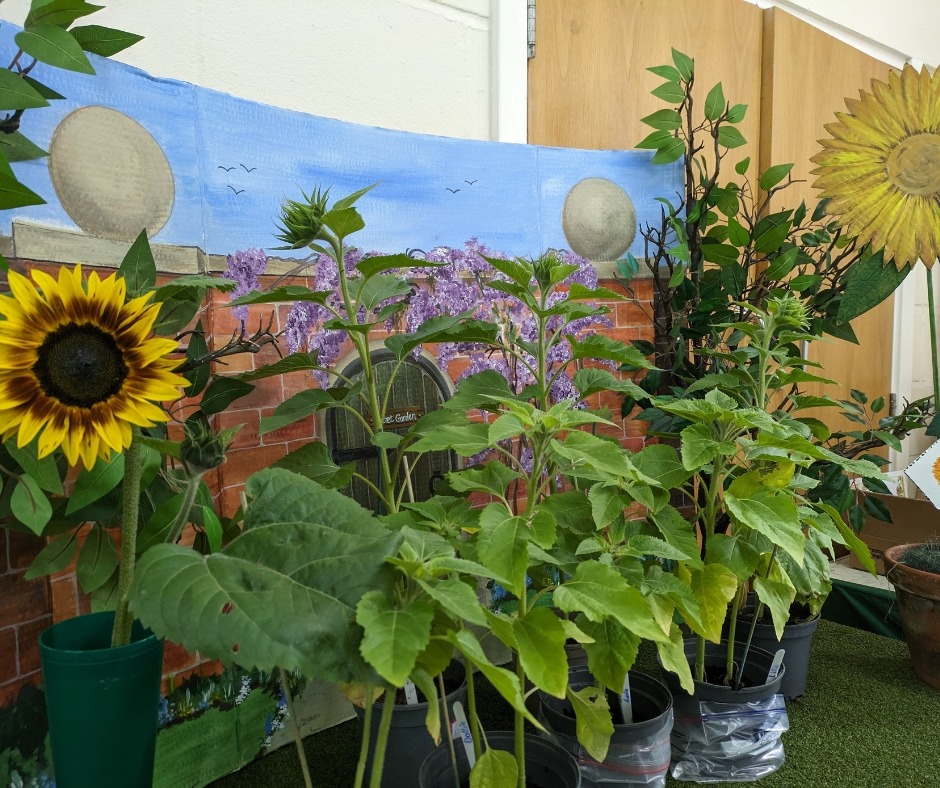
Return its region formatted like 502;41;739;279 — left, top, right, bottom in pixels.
150;284;204;335
671;48;694;80
726;103;747;123
701;242;738;265
511;606;567;698
198;377;255;415
704;82;725;121
24;534;78;580
640;108;682;130
735;157;751;175
76;525;118;593
0;170;45;209
759;163;794;191
653;137;684;165
238;353;319;382
839;250;909;321
69;25;144;56
357;592;434;687
764;247;799;280
0;67;50;110
130;470;402;684
568;683;614;763
0;130;48;163
6;441;63;494
182;323;209;398
118;230;156;296
260;389;341;434
717;126;747;149
554;561;668;642
25;0;101;28
66;453;124;515
726;217;749;247
16;25;95;74
652;81;685;103
469;749;517;788
200;504;223;554
647;64;680;81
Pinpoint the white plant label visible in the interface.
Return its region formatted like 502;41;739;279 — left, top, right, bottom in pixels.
403;678;419;705
767;648;786;683
452;701;476;767
620;673;634;724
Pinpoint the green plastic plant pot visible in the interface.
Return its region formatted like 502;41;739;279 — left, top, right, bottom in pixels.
39;610;164;788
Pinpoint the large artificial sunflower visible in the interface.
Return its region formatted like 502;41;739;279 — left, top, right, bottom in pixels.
811;63;940;270
0;264;185;469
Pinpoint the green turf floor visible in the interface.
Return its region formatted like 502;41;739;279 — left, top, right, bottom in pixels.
208;620;940;787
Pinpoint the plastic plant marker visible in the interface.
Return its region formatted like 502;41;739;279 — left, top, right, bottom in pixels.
404;678;419;705
620;673;634;724
451;701;476;767
767;649;786;682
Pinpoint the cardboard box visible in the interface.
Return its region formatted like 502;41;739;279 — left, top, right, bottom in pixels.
852;492;940;574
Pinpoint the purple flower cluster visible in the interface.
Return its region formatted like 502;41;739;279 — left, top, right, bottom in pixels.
226;240;612;399
223;248;269;325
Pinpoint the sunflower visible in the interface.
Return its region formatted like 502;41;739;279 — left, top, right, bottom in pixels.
0;264;185;469
811;63;940;270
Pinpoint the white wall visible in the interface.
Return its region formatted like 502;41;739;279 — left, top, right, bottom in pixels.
0;0;521;141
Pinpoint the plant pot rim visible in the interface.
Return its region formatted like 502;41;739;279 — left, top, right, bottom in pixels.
884;544;940;600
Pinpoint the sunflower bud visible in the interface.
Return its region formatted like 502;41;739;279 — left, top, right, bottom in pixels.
767;293;808;329
274;187;331;249
180;420;238;476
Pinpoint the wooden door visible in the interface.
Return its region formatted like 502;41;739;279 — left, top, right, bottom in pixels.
761;8;894;429
529;0;893;430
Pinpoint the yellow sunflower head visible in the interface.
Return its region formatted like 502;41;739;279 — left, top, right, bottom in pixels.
0;264;186;469
811;63;940;270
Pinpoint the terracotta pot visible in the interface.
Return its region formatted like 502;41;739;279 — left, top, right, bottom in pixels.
883;544;940;690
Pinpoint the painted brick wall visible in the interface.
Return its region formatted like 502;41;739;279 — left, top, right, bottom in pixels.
0;267;654;706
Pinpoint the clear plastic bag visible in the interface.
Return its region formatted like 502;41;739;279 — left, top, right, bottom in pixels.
669;694;788;783
535;701;673;786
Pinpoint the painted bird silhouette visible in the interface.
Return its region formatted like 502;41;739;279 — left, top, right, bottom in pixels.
240;164;256;172
228;186;245;195
464;179;478;185
217;165;236;171
445;187;460;193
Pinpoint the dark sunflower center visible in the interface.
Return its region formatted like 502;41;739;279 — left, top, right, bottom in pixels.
33;322;128;408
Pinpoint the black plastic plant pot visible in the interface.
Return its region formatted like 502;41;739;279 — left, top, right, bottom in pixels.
358;659;467;788
662;638;785;703
419;730;581;788
736;600;821;699
536;667;673;787
39;611;164;788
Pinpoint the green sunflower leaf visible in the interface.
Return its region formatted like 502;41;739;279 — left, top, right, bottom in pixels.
199;376;255;415
66;453;125;515
76;524;118;593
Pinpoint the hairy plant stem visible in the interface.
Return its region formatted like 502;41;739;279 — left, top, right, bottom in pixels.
354;693;374;788
164;471;205;546
112;429;142;647
514;592;527;788
369;690;396;788
279;668;313;788
465;662;482;759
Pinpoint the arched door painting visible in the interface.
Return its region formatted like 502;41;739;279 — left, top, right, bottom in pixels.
327;350;456;513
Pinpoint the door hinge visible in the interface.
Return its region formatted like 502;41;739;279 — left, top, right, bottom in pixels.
527;0;536;59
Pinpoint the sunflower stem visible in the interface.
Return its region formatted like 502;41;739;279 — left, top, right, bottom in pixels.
165;471;205;546
928;265;940;410
112;428;142;647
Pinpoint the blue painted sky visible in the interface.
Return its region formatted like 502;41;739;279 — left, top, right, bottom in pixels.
1;24;681;260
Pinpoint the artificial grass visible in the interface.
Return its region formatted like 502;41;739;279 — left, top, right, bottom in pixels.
208;620;940;787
